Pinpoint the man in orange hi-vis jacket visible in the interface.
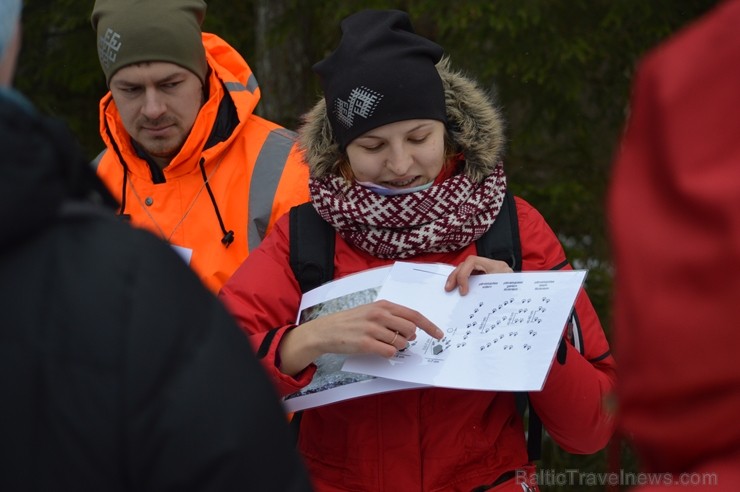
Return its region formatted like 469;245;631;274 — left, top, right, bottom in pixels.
91;0;309;293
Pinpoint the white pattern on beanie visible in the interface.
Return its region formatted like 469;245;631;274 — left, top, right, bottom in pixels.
0;0;22;61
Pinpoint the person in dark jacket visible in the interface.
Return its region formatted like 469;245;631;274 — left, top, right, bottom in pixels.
0;4;312;491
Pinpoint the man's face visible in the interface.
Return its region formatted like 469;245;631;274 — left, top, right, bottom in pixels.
109;62;204;168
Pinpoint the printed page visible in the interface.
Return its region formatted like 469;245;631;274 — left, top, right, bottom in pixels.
284;266;426;412
342;262;587;392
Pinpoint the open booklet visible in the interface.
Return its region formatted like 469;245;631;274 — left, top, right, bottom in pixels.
283;262;587;412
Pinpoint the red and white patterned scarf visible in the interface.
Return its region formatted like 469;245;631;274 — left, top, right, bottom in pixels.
309;161;508;258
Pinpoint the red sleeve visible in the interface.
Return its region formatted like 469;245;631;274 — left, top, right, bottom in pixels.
516;197;617;453
609;2;740;473
219;214;317;396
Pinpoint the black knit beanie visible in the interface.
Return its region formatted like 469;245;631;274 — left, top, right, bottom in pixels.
91;0;208;86
313;9;447;150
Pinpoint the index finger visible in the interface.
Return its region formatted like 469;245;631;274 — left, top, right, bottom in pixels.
384;301;444;340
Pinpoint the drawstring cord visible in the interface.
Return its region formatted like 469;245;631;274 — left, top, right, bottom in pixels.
199;157;234;247
102;103;130;218
120;171;128;216
119;155;233;248
103;99;233;247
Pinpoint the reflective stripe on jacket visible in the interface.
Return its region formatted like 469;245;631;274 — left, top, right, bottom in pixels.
96;33;309;293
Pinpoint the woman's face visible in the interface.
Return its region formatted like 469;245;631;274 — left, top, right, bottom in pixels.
345;119;446;191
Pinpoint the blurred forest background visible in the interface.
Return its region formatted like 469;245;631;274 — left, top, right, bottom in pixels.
16;0;719;490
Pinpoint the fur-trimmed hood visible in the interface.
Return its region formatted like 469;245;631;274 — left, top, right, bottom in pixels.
298;58;506;183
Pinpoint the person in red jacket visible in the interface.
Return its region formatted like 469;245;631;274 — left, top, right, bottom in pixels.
90;0;309;293
220;9;615;491
609;0;740;489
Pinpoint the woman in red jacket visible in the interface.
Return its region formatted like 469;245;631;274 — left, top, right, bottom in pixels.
220;9;615;492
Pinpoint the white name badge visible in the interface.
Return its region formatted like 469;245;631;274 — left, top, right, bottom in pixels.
171;244;193;265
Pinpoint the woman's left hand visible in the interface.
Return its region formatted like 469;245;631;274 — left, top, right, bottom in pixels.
444;255;513;295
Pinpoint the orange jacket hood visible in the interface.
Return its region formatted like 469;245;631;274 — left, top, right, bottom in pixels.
98;33;261;177
95;33;310;293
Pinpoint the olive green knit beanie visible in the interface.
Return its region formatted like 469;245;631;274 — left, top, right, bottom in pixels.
91;0;208;85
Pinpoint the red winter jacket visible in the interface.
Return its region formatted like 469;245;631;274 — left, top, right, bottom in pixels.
610;0;740;489
220;196;615;492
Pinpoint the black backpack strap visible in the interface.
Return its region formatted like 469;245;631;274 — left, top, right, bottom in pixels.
287;202;336;444
476;190;541;462
476;190;522;271
289;203;336;293
525;399;543;461
512;393;543;461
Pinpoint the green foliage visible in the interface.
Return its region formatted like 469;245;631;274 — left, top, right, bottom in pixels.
201;0;255;60
17;0;107;157
13;1;720;488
